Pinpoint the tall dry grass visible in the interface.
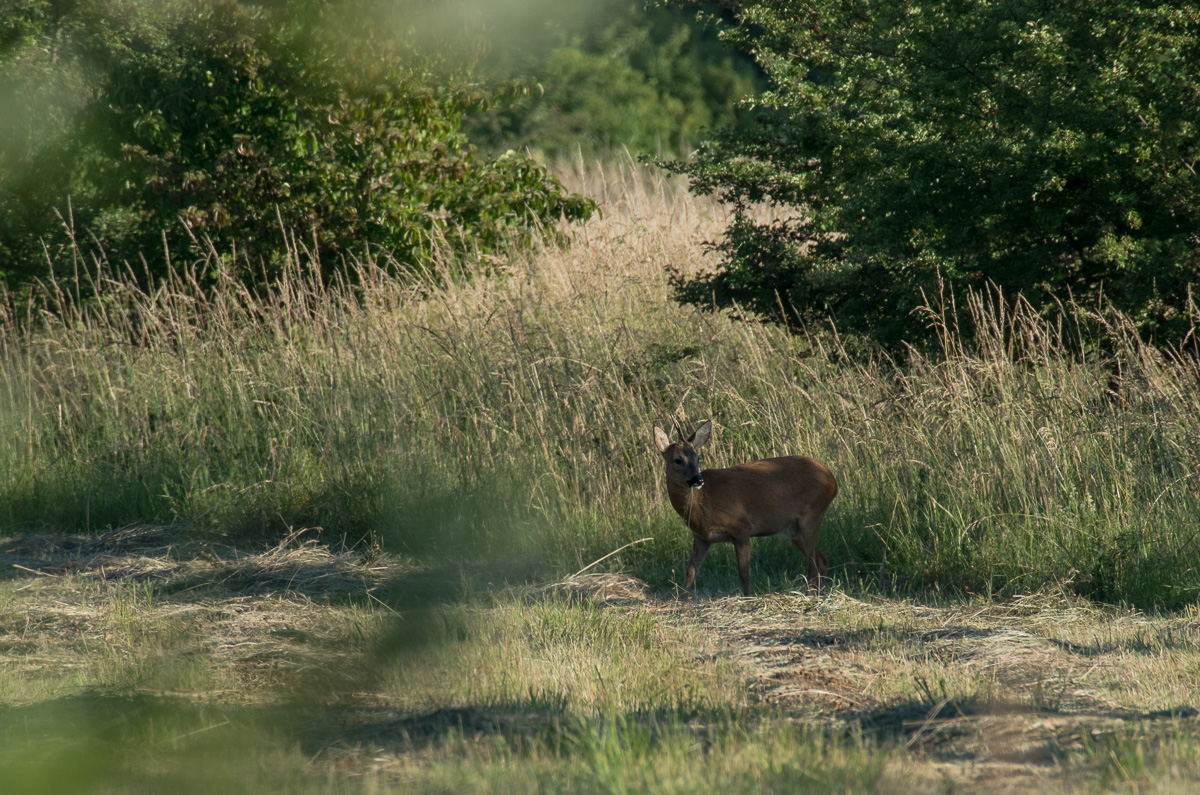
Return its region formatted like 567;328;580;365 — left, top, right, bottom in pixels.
1;154;1198;606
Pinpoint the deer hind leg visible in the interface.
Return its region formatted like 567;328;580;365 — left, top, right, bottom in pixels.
733;537;752;596
789;512;829;592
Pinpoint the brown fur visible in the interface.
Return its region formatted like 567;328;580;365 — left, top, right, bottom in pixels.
654;420;838;596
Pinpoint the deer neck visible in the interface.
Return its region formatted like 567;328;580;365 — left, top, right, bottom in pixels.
665;477;709;530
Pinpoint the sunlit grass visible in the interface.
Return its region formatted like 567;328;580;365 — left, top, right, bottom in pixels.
3;157;1199;609
2;154;1200;791
382;595;751;717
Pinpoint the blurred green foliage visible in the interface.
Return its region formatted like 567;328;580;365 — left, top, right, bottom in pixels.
0;0;595;289
463;0;764;157
666;0;1200;347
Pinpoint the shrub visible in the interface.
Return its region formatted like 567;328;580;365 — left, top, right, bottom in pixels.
666;0;1200;347
463;0;764;157
0;0;595;290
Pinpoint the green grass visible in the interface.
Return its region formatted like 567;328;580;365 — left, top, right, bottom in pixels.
0;549;928;794
2;156;1200;791
3;545;1200;793
4;160;1199;608
0;688;915;795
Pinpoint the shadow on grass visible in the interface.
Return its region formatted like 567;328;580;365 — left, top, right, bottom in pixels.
0;691;763;793
0;521;558;791
4;687;1198;794
3;521;1199;791
725;622;1200;658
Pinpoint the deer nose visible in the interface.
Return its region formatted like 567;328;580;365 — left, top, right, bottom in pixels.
687;474;704;490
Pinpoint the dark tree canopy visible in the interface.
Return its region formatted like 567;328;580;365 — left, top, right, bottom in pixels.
462;0;764;158
667;0;1200;346
0;0;595;290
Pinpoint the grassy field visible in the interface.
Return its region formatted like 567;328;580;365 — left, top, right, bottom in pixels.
1;156;1199;791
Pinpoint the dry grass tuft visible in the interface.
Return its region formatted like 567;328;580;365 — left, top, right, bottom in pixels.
1;524;404;599
554;572;650;604
0;525;402;706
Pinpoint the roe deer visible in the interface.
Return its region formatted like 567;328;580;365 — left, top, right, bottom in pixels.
653;420;837;596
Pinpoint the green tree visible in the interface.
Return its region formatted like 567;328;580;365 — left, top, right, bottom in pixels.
0;0;595;289
464;0;764;157
667;0;1200;346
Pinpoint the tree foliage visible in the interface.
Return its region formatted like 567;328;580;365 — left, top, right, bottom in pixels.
464;0;764;157
0;0;595;289
667;0;1200;346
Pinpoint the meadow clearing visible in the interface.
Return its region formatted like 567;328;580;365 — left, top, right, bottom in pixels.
1;157;1199;792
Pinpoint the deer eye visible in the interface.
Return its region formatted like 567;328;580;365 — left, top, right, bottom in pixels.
674;457;683;464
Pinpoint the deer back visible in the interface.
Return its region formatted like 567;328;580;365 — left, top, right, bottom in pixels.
665;455;837;540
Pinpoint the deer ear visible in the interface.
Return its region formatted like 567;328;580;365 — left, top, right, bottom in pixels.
689;420;713;448
653;426;672;453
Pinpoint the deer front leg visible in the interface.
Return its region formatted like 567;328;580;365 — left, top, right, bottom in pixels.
733;537;752;596
684;536;709;591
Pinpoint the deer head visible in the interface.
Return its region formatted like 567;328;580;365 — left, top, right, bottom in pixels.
653;419;712;490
